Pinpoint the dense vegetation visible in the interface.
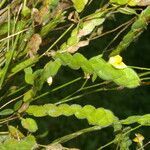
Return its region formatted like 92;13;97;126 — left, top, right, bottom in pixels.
0;0;150;149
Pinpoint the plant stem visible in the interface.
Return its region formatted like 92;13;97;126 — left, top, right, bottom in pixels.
141;77;150;81
129;66;150;71
98;125;142;150
0;0;7;9
32;77;82;102
81;81;109;91
55;87;118;105
0;115;18;124
52;126;102;144
139;71;150;77
0;95;23;110
98;139;116;150
41;24;74;58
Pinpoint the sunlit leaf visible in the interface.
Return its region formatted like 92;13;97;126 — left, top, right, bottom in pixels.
24;67;34;85
0;135;37;149
21;118;38;133
8;126;24;139
71;0;89;12
26;104;115;127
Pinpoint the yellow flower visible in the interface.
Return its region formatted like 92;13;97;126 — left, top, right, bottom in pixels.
133;133;144;143
108;55;127;69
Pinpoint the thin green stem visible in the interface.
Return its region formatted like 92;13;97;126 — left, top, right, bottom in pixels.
91;17;135;41
81;81;109;91
40;24;74;58
7;85;27;97
139;71;150;77
32;77;82;102
98;124;142;150
0;0;7;9
138;141;150;150
0;115;18;124
0;94;23;110
58;79;89;104
98;139;116;150
0;132;9;135
141;77;150;81
129;66;150;71
0;26;31;43
0;85;27;102
123;125;142;136
23;0;27;7
52;126;102;144
55;87;118;105
103;18;134;54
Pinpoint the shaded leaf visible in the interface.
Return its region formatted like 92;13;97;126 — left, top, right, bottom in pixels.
13;100;23;111
0;109;14;116
11;57;39;75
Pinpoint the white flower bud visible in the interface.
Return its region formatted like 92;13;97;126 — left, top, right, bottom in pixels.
47;76;53;86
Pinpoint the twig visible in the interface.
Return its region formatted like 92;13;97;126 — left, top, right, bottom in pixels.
0;95;23;110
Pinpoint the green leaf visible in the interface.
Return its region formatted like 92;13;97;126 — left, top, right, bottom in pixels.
13;100;22;111
0;135;37;150
118;7;137;15
121;116;142;125
87;108;115;126
24;67;34;85
40;14;64;37
110;0;138;6
26;104;115;127
0;51;14;89
21;118;38;133
74;53;93;74
0;20;26;36
58;104;74;116
18;102;29;113
0;135;9;144
90;55;140;88
55;53;79;70
23;89;35;102
11;57;39;75
75;105;95;119
0;109;14;116
138;114;150;126
0;22;10;36
26;105;47;117
114;127;132;150
110;0;128;5
72;0;89;12
78;18;105;37
114;68;140;88
8;126;24;139
121;114;150;126
43;59;61;80
21;6;31;17
32;69;43;91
